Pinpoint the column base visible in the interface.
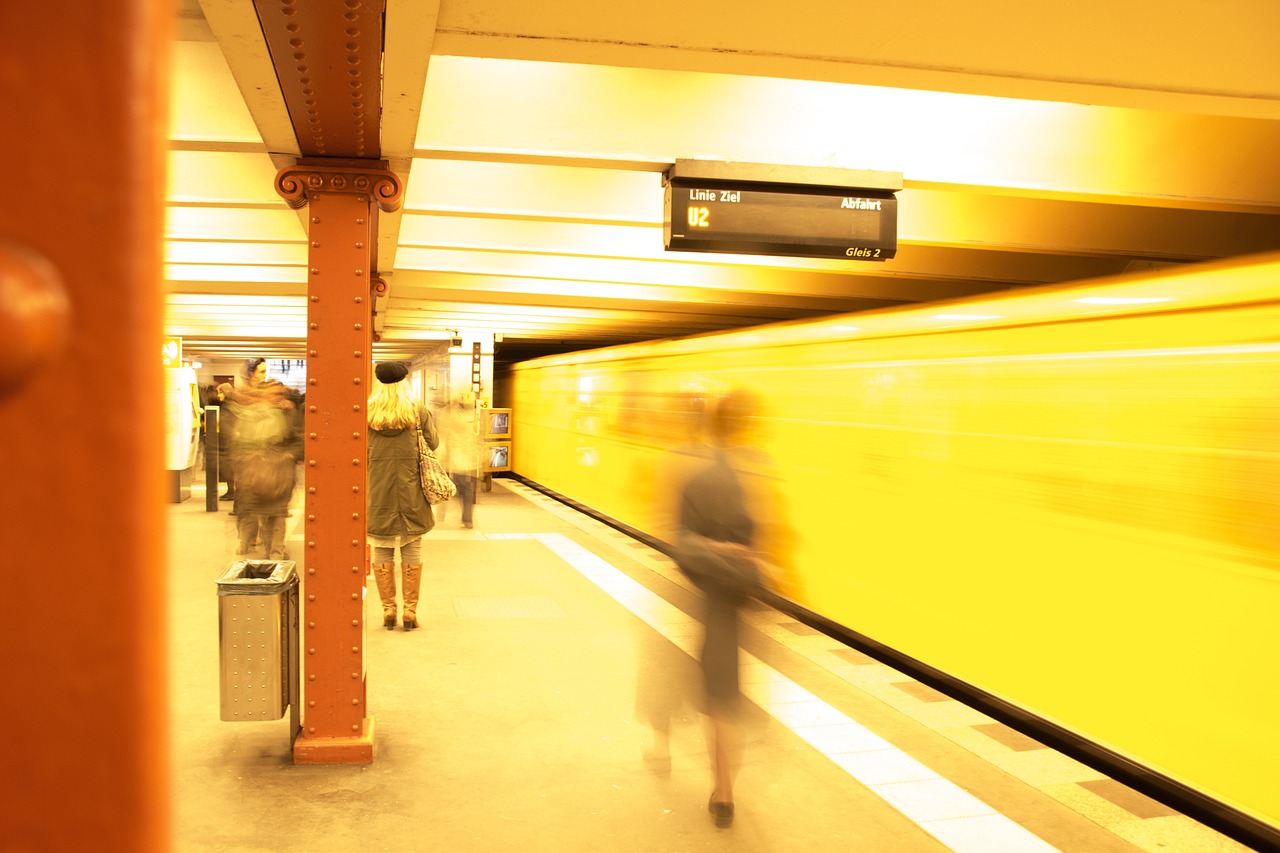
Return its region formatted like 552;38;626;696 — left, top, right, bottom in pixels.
292;715;375;765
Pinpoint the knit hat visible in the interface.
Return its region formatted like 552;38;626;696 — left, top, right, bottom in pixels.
374;362;408;384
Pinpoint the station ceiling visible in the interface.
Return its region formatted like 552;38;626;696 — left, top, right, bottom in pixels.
166;0;1280;365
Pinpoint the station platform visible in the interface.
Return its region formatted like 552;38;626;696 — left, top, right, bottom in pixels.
167;476;1251;853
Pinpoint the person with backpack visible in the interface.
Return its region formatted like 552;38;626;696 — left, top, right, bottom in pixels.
217;358;302;560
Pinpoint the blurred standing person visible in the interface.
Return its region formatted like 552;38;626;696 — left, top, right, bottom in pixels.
441;391;483;528
673;388;779;829
367;362;440;630
214;381;238;502
218;357;301;559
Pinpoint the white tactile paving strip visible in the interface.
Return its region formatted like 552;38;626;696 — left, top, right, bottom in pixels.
489;482;1060;852
496;479;1256;853
535;530;1061;853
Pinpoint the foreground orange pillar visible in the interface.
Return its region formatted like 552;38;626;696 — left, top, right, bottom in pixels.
0;2;170;851
275;159;403;763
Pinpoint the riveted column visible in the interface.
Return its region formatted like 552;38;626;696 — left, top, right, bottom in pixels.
275;158;402;764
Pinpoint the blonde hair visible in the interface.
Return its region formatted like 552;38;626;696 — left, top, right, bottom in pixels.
367;380;420;429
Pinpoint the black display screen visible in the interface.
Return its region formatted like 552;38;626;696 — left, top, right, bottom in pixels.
664;182;897;261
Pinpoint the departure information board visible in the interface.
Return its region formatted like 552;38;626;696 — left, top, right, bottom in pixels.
665;182;898;260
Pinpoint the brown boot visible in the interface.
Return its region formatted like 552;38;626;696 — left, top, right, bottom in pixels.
371;563;398;629
401;563;423;630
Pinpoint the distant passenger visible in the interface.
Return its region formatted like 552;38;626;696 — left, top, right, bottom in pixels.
440;391;483;529
366;362;440;631
218;357;300;559
673;387;773;829
213;380;238;502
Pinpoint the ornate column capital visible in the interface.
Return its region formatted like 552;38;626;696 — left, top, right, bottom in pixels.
274;158;403;213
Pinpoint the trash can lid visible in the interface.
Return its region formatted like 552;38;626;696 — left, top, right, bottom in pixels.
215;560;297;595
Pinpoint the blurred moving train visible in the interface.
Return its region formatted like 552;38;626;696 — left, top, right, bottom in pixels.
509;252;1280;846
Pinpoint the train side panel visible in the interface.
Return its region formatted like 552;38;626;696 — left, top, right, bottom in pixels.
510;254;1280;831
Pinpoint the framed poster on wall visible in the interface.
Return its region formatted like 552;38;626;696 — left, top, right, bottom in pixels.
486;441;511;472
486;408;511;439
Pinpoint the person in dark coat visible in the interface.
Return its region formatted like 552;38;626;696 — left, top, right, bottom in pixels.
214;381;238;501
673;388;772;830
366;361;439;630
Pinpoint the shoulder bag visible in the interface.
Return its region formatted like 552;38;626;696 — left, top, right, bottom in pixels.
417;425;457;505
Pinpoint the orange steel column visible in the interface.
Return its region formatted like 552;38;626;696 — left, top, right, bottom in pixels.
276;159;403;764
0;0;170;849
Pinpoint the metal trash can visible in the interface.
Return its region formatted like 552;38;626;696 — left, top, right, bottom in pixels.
216;560;298;722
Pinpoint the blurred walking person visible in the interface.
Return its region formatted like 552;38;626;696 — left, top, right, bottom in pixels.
218;357;300;558
367;362;440;630
440;391;483;528
673;388;783;829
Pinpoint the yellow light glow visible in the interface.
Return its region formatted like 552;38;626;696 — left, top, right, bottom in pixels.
1075;296;1174;305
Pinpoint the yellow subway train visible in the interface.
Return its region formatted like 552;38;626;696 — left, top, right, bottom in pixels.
509;251;1280;844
